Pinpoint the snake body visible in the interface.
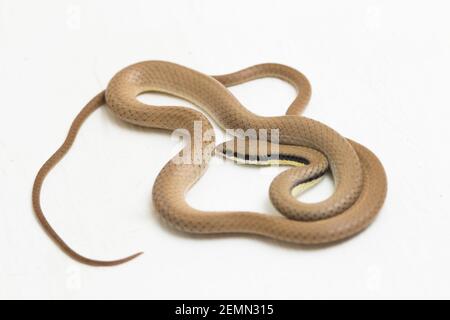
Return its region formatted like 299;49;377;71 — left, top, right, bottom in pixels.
32;61;387;266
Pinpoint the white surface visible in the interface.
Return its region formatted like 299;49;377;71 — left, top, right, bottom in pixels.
1;0;450;299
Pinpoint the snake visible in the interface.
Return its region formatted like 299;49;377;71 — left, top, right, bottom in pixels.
32;61;387;267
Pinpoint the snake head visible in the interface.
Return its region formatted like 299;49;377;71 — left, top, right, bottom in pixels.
214;137;274;165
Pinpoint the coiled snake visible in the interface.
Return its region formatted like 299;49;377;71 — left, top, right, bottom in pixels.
32;61;387;266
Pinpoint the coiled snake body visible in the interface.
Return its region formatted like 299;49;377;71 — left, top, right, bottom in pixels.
32;61;387;266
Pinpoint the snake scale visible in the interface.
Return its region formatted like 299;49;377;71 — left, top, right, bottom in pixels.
32;61;387;266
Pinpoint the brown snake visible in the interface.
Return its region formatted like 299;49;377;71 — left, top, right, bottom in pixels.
32;61;387;267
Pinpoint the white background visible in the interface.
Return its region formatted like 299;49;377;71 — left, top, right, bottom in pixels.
1;0;450;299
